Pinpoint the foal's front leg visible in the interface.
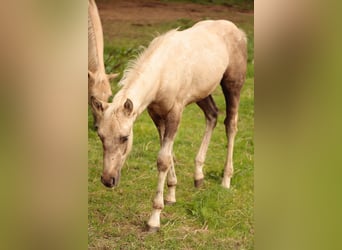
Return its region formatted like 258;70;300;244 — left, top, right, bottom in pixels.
147;108;177;206
147;107;181;232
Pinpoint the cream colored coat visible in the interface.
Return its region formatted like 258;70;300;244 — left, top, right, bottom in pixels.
91;20;247;232
88;0;117;104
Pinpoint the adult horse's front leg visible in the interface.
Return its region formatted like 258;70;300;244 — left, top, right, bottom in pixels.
147;106;182;232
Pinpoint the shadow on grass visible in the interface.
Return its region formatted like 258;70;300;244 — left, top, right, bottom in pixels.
206;170;223;182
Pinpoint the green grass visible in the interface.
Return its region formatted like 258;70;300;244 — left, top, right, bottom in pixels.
161;0;254;11
89;4;254;249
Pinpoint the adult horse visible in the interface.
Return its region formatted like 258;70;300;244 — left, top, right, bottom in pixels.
91;20;247;231
88;0;117;125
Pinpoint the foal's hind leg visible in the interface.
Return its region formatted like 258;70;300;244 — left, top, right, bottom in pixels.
147;108;177;205
194;95;219;187
221;76;244;188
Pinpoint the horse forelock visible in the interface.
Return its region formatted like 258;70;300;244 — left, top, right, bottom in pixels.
91;70;107;86
107;90;126;114
97;72;108;84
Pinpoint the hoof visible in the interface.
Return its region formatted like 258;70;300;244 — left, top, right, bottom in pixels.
194;178;204;188
164;200;176;206
221;178;231;189
146;225;160;233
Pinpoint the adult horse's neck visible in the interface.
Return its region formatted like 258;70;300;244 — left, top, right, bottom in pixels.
88;0;105;73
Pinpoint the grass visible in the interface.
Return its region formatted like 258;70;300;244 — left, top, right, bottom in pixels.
161;0;254;11
89;2;254;249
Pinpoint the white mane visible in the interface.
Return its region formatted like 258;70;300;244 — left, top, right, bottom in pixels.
118;28;179;87
88;13;99;69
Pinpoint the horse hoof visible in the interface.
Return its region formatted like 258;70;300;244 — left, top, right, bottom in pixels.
146;225;160;233
164;200;176;206
194;178;204;188
221;178;231;189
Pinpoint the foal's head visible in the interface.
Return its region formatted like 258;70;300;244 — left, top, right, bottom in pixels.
90;96;134;188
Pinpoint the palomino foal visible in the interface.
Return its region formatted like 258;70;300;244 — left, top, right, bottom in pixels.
91;20;247;231
88;0;117;126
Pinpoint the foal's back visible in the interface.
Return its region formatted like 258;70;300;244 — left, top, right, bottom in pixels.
152;20;247;109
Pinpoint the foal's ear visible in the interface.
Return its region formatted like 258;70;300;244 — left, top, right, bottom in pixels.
123;99;133;116
90;96;108;114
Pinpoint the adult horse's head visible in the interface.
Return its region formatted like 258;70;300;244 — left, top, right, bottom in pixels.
88;70;118;128
88;70;118;103
90;96;134;188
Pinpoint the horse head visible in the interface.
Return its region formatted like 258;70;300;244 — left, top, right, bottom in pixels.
88;70;118;103
90;96;134;188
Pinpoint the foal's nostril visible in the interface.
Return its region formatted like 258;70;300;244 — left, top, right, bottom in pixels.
101;175;116;188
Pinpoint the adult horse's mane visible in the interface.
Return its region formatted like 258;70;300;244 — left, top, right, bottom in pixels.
88;4;99;71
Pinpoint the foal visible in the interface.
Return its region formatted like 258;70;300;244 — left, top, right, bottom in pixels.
91;20;247;231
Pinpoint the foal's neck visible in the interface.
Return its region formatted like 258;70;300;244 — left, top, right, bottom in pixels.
113;53;162;118
115;76;158;119
127;82;156;116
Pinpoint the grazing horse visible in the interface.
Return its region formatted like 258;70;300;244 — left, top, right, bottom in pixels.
91;20;247;231
88;0;117;126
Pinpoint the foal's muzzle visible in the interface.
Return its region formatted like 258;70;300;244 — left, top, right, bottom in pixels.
101;171;121;188
101;175;116;188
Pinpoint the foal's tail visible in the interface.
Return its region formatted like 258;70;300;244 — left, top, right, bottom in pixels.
239;28;248;44
239;28;248;64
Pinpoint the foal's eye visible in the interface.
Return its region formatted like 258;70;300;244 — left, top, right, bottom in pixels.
120;136;129;143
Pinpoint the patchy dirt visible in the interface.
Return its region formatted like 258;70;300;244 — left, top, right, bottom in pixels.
97;0;253;25
96;0;253;48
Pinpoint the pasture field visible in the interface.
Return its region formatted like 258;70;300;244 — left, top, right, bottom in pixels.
89;1;254;249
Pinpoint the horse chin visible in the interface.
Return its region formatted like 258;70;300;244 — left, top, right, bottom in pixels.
115;169;121;186
111;168;122;187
